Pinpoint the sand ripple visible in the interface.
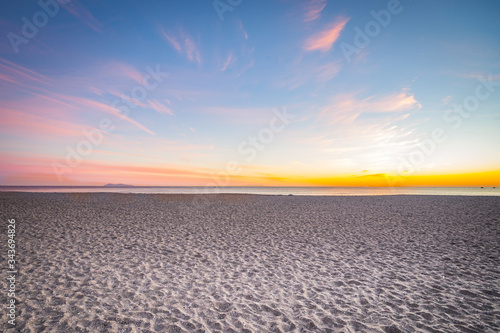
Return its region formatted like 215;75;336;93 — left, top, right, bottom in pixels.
0;193;499;332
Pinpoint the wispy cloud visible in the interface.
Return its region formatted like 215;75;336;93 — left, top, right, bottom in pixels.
221;52;234;71
184;36;201;64
160;28;201;65
161;32;182;52
316;61;342;82
303;0;327;22
104;62;144;84
238;20;249;40
454;72;500;81
60;0;102;32
0;153;218;186
305;17;349;52
290;110;424;175
62;95;156;135
0;58;51;87
7;88;156;136
199;106;275;125
238;59;254;77
276;60;342;90
148;100;173;115
319;90;421;124
0;107;87;139
441;95;453;105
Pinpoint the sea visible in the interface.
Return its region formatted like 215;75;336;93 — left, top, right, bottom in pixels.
0;186;499;196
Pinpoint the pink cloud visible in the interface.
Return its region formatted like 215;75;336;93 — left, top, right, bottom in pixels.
160;28;201;65
0;150;308;186
0;107;87;139
0;153;218;186
147;100;173;115
238;20;248;39
275;60;342;90
60;0;102;32
238;59;254;77
184;36;201;64
317;61;342;82
54;61;150;93
9;90;156;136
104;62;144;84
161;30;182;53
89;86;104;96
0;58;50;83
91;149;155;159
373;91;421;112
199;106;273;124
221;52;234;71
111;136;214;154
0;94;79;123
0;154;77;184
30;92;79;111
304;0;327;22
61;95;155;135
0;59;51;87
305;17;350;52
0;73;20;85
319;90;421;124
107;90;148;109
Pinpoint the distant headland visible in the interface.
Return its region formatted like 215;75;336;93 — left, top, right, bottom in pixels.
103;183;135;187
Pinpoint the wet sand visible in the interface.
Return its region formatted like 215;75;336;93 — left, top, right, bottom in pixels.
1;192;499;332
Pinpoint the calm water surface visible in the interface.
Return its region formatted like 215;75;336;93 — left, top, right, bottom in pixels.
1;186;499;196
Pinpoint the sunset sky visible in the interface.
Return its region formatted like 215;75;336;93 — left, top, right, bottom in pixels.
1;0;499;186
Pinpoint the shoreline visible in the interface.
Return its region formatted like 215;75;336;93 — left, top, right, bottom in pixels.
1;190;500;198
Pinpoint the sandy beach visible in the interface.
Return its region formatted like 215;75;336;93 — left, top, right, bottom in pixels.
1;192;499;332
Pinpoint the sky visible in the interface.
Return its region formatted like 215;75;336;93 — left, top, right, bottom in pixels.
0;0;499;186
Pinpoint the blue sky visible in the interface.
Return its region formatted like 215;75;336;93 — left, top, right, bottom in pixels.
1;0;499;185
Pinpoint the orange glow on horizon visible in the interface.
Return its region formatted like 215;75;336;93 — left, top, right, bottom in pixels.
298;170;500;187
2;155;499;188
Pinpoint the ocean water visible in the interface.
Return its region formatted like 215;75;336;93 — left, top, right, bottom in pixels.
0;186;499;196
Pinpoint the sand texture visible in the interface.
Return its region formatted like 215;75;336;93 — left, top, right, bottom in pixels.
0;193;499;332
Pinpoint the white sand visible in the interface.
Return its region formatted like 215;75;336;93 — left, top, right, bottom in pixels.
0;193;499;332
